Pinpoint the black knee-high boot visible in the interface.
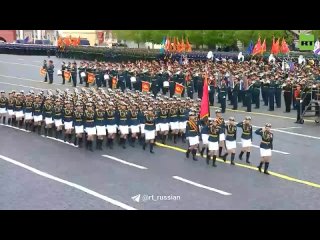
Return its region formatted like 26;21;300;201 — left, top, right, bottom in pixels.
44;127;48;136
192;149;198;161
186;148;191;158
130;137;136;147
162;134;167;144
200;147;206;157
257;161;264;172
219;147;223;157
173;134;177;144
3;116;6;124
88;140;93;151
223;153;228;162
181;133;186;143
212;155;217;167
150;142;154;153
96;139;101;150
206;154;210;165
122;138;126;149
68;134;72;143
239;151;244;160
246;152;251;164
74;137;78;146
8;118;11;125
49;128;53;137
231;153;235;165
78;138;83;148
143;139;147;150
264;162;270;175
25;122;29;130
37;125;41;135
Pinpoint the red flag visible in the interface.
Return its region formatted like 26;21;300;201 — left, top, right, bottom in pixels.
181;37;185;52
261;39;266;54
271;37;276;54
275;38;280;55
174;83;184;96
173;37;178;52
185;37;192;52
200;74;209;119
252;37;262;55
165;36;171;51
281;38;290;54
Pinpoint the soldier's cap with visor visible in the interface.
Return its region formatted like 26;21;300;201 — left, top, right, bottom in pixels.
265;123;272;128
245;116;252;120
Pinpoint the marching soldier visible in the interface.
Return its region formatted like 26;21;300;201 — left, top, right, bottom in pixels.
129;103;140;147
117;102;130;149
158;101;170;144
33;94;43;134
43;95;54;137
223;116;237;165
143;107;156;153
14;92;25;128
169;100;179;143
207;118;219;167
95;101;106;150
0;90;8;124
106;101;117;149
78;62;84;85
255;123;274;175
200;117;209;158
84;102;96;151
178;100;188;143
236;116;253;164
185;110;199;161
7;91;16;126
23;93;34;131
74;101;85;148
47;60;54;84
53;97;63;139
215;109;226;158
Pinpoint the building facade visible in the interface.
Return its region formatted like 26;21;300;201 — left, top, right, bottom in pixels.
0;30;17;42
58;30;114;46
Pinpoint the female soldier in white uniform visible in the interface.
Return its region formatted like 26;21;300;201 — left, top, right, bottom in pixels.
236;116;253;164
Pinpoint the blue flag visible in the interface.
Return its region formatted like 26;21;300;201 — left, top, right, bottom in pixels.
246;40;254;55
160;36;166;54
23;36;29;44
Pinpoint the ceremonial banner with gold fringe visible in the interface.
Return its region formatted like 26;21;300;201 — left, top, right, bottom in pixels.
40;68;47;77
142;81;151;93
174;83;184;96
64;71;71;81
112;77;118;89
87;72;95;84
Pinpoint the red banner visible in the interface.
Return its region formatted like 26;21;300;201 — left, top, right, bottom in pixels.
142;81;151;92
200;74;209;119
87;73;95;84
64;71;71;81
40;68;47;76
174;83;184;96
112;77;118;89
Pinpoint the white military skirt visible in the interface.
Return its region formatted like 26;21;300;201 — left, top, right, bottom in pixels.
130;125;140;134
45;117;53;125
201;134;209;145
96;125;106;136
179;121;187;130
119;125;129;135
145;129;155;140
54;119;63;127
188;135;199;146
0;108;7;114
107;124;117;134
7;109;14;116
140;124;145;134
208;141;219;151
219;133;225;141
64;121;73;130
156;123;160;132
85;127;96;135
159;123;169;132
24;112;33;120
260;148;272;157
170;121;179;131
33;115;43;122
226;140;237;150
75;125;84;134
241;138;252;148
15;110;24;119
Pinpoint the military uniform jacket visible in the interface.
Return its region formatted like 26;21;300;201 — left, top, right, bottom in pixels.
236;122;253;140
43;103;53;118
106;109;117;125
144;114;156;131
47;65;54;75
84;109;95;128
0;96;8;109
138;110;145;124
117;110;129;126
63;108;73;122
216;117;225;134
95;109;106;126
129;109;139;126
169;108;179;122
208;126;220;142
7;98;15;110
14;99;24;112
225;124;237;141
255;128;273;149
186;120;199;138
157;108;169;124
73;110;84;126
24;100;34;113
33;102;42;116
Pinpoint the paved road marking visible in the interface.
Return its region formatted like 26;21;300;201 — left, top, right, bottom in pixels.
273;127;302;130
0;60;39;67
172;176;232;196
0;154;137;210
41;135;78;148
155;142;320;189
0;74;63;87
212;106;314;122
17;58;24;61
0;123;31;132
0;81;45;90
102;155;148;170
252;125;320;140
236;142;290;155
32;60;42;63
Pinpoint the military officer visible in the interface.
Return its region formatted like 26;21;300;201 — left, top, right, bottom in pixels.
283;79;293;112
218;80;227;113
0;90;8;124
47;60;54;84
255;123;274;175
95;101;106;150
268;78;276;111
207;118;219;167
185;110;200;161
143;107;156;153
70;61;77;87
236;116;253;164
43;60;48;82
223;116;237;165
73;101;85;148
